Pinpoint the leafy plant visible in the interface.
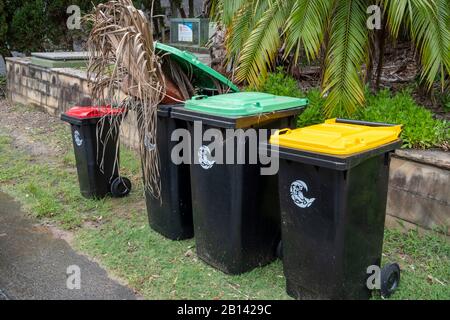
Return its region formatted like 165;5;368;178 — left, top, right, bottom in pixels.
255;68;448;149
250;67;303;97
252;69;326;127
355;89;449;149
211;0;450;117
8;0;47;54
297;89;327;128
297;89;450;149
440;90;450;112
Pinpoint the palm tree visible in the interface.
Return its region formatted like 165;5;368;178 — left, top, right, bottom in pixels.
210;0;450;116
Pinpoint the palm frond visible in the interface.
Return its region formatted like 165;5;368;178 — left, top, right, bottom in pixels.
235;0;293;85
409;0;450;90
284;0;334;62
225;1;257;61
208;0;221;20
322;0;369;117
384;0;410;37
385;0;450;90
221;0;248;27
86;0;166;199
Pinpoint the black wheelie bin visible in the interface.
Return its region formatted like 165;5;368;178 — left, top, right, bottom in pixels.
61;106;131;199
171;92;309;274
142;43;239;240
270;119;403;299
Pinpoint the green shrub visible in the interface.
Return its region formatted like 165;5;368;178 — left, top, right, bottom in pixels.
256;70;448;150
251;67;303;98
9;0;47;53
297;89;449;149
354;90;449;149
252;68;325;127
297;89;326;128
440;91;450;113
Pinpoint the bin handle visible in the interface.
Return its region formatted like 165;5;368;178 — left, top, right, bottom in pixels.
334;118;400;127
245;102;264;111
191;95;208;101
273;128;292;136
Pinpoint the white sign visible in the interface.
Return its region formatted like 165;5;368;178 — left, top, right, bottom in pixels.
178;23;193;42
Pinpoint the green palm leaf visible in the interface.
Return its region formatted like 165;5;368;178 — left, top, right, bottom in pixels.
409;0;450;90
284;0;335;62
225;0;265;61
384;0;410;37
385;0;450;90
322;0;369;117
235;0;293;85
222;0;248;26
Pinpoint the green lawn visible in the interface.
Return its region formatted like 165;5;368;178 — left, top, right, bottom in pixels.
0;107;448;300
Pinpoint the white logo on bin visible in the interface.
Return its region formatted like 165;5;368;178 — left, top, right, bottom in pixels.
74;130;83;147
290;180;316;209
198;145;215;170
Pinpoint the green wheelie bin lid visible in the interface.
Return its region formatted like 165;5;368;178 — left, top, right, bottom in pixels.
184;92;309;117
155;42;239;93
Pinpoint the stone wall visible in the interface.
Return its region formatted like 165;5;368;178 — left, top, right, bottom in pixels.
386;150;450;234
6;57;140;149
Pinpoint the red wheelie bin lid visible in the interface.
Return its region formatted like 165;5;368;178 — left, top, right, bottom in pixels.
64;106;125;119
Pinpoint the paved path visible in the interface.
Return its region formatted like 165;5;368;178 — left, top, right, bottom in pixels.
0;192;136;300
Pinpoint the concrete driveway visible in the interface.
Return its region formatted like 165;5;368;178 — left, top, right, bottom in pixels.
0;192;137;300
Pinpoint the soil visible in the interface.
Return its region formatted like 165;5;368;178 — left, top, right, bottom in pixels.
0;99;64;159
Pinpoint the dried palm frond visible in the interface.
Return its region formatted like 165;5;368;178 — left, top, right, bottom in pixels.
85;0;166;199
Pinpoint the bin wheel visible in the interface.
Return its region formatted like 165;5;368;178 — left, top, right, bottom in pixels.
276;241;283;259
380;263;400;298
110;177;132;198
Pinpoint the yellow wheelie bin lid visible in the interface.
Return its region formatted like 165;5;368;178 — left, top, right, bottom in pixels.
270;119;402;156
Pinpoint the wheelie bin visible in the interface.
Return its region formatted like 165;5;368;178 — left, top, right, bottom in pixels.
269;118;403;299
142;43;239;240
171;92;309;274
61;107;131;199
142;104;194;240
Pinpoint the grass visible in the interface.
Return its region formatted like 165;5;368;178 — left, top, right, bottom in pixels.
0;105;449;299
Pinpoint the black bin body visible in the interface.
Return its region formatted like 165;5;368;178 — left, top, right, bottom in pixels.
61;111;121;199
171;107;304;274
144;105;194;240
277;141;402;299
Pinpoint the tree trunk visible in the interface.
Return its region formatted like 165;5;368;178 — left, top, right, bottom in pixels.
189;0;194;17
170;0;187;18
203;0;212;16
375;16;387;91
170;1;177;17
209;25;228;75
